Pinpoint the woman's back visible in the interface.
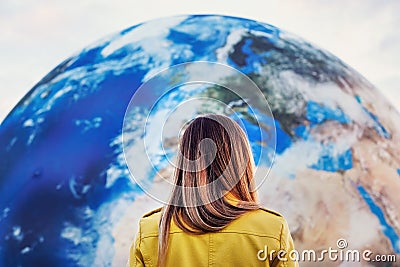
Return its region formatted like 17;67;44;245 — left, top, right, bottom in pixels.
127;114;298;266
129;207;298;267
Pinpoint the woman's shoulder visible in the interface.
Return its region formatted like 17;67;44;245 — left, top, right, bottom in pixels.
220;207;288;238
142;207;162;218
259;206;282;216
256;207;288;226
137;207;163;237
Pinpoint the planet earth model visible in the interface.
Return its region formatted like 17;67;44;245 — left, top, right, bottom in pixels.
1;15;399;266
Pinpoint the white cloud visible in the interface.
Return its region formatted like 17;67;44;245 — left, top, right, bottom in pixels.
1;0;399;123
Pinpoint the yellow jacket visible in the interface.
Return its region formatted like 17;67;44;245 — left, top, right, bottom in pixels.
128;207;299;267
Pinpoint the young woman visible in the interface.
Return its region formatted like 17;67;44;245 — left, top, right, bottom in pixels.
128;114;298;267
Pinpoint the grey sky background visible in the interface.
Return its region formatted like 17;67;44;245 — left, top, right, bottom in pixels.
1;0;399;123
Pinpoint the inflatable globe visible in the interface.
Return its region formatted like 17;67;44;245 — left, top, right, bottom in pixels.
1;15;399;266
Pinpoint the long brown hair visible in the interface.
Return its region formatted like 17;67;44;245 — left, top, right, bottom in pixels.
158;114;259;265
